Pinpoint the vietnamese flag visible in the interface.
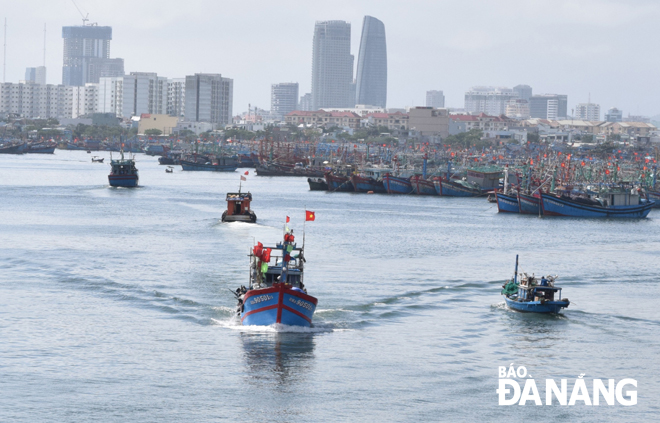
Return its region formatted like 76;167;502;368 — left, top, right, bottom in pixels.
286;216;290;223
305;210;315;221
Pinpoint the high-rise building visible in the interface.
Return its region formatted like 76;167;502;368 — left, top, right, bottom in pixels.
505;99;530;119
184;73;233;126
311;21;353;110
464;86;517;115
62;25;124;86
355;16;387;108
299;93;312;111
529;94;568;120
25;66;47;85
122;72;168;118
98;76;123;117
167;78;186;117
271;83;299;120
605;107;622;123
426;90;445;108
574;103;600;121
0;82;70;119
513;84;532;102
70;83;99;118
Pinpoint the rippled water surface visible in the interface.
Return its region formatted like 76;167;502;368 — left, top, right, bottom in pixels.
1;151;659;422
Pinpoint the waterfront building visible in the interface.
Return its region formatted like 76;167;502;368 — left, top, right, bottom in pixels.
605;107;623;122
408;107;449;137
137;114;179;135
98;77;123;117
184;73;233;127
0;82;70;119
167;78;185;117
574;103;600;121
363;111;408;131
426;90;445;108
464;86;517;116
62;25;124;86
529;94;568;120
122;72;168;118
285;110;361;130
513;84;532;102
25;67;47;85
311;21;353;109
449;113;512;135
355;16;387;108
505;99;530;119
271;83;299;120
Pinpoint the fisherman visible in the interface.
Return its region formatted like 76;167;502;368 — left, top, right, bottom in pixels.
541;276;548;286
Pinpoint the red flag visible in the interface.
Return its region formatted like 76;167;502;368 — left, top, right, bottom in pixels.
240;175;246;181
305;210;315;221
286;216;290;223
244;171;249;175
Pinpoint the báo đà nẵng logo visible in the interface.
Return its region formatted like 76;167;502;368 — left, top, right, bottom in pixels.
496;364;637;406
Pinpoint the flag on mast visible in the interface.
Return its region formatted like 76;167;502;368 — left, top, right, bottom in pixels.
286;216;290;223
240;175;246;181
305;210;315;221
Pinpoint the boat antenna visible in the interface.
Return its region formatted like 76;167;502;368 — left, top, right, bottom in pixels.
514;254;519;284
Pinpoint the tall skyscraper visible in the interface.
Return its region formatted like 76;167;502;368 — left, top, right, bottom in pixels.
167;78;186;117
426;90;445;108
529;94;568;120
574;103;601;121
122;72;168;118
355;16;387;108
513;84;532;102
62;25;123;86
311;21;353;110
25;67;47;85
271;82;299;120
184;73;233;126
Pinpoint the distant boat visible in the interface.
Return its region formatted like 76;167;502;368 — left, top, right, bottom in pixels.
0;143;26;154
27;143;56;154
307;177;328;191
410;174;437;195
518;192;541;215
495;191;520;213
440;179;485;197
165;166;173;173
221;191;257;223
91;156;104;163
501;255;570;314
324;172;354;192
540;188;654;218
180;157;238;172
108;148;139;188
382;173;413;194
234;230;317;327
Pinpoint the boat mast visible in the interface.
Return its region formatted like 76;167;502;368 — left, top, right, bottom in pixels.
514;255;519;285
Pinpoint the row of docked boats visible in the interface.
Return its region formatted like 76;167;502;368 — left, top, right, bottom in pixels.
0;141;57;154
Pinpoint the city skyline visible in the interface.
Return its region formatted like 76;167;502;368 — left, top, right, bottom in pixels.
1;0;659;117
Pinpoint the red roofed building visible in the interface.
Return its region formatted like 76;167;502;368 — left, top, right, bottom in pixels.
285;110;361;129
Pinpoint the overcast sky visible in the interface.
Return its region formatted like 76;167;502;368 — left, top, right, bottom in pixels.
3;0;659;117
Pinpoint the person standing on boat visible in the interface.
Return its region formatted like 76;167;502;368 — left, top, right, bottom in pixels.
541;276;548;287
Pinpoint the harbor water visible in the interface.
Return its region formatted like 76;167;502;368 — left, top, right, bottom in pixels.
1;151;659;422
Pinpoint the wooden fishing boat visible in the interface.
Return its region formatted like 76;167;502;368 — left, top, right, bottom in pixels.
91;156;104;163
221;191;256;223
410;174;437;195
382;173;413;194
324;171;354;192
495;191;520;213
501;255;570;314
518;192;541;214
540;188;654;218
234;230;317;327
307;177;328;191
108;146;138;188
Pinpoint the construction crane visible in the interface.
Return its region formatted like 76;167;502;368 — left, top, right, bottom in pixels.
70;0;95;26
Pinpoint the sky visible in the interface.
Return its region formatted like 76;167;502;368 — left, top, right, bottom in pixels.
2;0;659;117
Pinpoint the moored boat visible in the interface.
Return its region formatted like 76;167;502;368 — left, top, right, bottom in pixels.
495;191;520;213
540;188;654;218
382;173;413;194
518;192;541;215
234;230;317;327
307;177;328;191
410;174;437;195
501;255;570;314
180;157;238;172
324;171;354;192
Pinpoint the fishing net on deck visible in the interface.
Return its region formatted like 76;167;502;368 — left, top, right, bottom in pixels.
501;281;519;296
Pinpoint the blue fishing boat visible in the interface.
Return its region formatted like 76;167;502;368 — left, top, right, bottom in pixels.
382;173;413;194
647;190;660;208
518;192;542;215
352;170;387;193
495;191;520;213
180;157;238;172
411;174;437;195
501;255;570;314
108;148;139;188
324;171;354;192
234;230;317;327
540;188;654;218
440;179;484;197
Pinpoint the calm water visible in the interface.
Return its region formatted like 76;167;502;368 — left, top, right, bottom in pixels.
1;151;659;422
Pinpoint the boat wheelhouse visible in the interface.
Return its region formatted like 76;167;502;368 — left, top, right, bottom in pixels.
221;192;257;223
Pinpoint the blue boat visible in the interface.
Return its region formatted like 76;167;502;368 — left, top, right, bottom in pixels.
180;157;238;172
234;230;317;327
646;190;660;208
540;189;654;218
352;173;386;193
501;255;570;314
495;191;519;213
382;173;413;194
108;148;138;188
440;179;484;197
518;192;542;215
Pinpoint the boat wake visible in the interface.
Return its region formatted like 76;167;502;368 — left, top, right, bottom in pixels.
211;318;336;333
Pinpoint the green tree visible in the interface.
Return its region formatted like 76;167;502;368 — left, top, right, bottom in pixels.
144;129;162;136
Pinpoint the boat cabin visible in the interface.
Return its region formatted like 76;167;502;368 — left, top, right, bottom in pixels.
222;192;256;223
251;242;305;290
517;274;562;302
466;166;503;190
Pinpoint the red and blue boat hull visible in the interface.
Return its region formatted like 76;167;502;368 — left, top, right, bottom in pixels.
646;190;660;208
241;283;317;327
518;193;541;215
411;175;437;195
383;175;413;194
108;174;139;187
495;191;520;213
351;175;386;193
541;193;654;218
